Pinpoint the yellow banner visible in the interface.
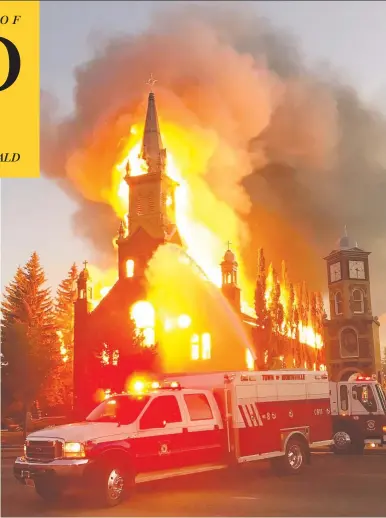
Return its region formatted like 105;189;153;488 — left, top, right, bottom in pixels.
0;1;39;178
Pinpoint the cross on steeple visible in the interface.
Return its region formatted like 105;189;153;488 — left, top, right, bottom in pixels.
227;241;232;250
146;73;157;93
83;260;88;269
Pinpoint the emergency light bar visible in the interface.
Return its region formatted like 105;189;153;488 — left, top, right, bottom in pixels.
131;379;181;394
355;376;374;382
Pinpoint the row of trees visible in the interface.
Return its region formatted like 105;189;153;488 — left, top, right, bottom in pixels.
1;253;154;422
253;248;325;370
1;253;78;420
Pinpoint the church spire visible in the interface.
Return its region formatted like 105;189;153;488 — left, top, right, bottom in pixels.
140;74;166;172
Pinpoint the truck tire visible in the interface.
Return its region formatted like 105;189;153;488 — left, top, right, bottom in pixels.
333;430;364;455
35;480;61;503
95;461;133;507
271;437;306;476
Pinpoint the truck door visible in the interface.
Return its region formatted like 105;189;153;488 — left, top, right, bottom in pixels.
181;392;224;466
134;394;186;473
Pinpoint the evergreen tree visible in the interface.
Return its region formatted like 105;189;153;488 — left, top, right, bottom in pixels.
254;249;270;368
42;264;78;410
1;253;59;424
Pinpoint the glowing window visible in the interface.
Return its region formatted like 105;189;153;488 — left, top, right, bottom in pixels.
178;315;191;329
246;349;254;370
191;344;199;360
131;301;155;329
126;259;134;278
201;333;211;360
131;301;155;347
191;334;199;360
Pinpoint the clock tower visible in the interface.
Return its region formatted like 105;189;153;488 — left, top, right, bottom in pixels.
323;229;382;383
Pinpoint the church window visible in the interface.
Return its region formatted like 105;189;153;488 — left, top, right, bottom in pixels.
190;333;211;360
126;259;134;278
191;334;200;360
131;301;155;347
340;327;359;358
352;289;364;314
79;289;85;299
334;291;343;315
201;333;211;360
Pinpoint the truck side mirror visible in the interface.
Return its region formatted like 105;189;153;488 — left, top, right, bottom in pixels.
352;391;358;400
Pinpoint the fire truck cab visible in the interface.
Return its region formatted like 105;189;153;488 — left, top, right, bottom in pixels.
330;375;386;453
14;370;333;507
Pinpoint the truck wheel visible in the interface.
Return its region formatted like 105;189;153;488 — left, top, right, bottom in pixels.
271;438;306;475
97;464;132;507
35;480;61;503
333;430;364;455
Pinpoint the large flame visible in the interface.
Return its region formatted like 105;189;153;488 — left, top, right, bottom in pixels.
90;117;323;351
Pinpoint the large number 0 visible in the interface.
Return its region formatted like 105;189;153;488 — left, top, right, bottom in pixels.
0;37;21;92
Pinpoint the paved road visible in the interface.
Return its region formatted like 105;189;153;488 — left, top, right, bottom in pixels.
2;451;386;517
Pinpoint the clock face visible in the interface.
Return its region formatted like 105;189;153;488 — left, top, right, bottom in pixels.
349;260;365;279
330;262;341;282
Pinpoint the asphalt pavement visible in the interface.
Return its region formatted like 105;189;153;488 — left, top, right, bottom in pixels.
2;451;386;517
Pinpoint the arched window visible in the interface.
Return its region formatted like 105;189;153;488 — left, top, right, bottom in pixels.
352;289;364;314
131;301;155;347
340;327;359;358
334;291;343;315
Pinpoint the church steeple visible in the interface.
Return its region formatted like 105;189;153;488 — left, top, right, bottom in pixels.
140;74;166;173
117;76;182;280
221;243;241;312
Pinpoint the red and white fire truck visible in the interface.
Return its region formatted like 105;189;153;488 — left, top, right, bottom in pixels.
14;370;333;507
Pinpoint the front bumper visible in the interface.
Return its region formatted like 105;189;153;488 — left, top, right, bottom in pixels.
14;456;92;491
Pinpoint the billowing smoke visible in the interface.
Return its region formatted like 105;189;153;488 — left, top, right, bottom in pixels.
41;2;386;324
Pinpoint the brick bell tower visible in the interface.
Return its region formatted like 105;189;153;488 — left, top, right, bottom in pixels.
323;228;382;383
116;76;182;281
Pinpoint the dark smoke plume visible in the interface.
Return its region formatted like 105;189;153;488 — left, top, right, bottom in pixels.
40;2;386;320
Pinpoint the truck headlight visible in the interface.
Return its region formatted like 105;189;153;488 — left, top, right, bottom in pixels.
382;425;386;433
63;442;86;458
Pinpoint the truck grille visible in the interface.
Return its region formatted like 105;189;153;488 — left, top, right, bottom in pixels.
25;440;63;462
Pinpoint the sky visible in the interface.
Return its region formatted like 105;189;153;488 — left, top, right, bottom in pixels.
1;0;385;343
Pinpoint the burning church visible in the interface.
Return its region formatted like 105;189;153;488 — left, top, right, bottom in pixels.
73;83;326;415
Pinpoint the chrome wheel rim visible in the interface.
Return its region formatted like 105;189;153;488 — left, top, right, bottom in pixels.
288;444;303;470
107;469;124;500
334;431;351;450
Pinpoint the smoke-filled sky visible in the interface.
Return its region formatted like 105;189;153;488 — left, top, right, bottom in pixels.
1;1;385;345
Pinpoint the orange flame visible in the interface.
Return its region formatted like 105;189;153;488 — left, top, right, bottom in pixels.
90;119;323;351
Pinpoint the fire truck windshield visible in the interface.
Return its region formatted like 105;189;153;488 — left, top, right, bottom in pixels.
375;384;386;413
86;394;150;424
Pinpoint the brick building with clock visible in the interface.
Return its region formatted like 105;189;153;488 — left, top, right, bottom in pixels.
323;229;383;383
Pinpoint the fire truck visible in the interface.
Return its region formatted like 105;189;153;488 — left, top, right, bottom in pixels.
14;370;333;507
329;375;386;453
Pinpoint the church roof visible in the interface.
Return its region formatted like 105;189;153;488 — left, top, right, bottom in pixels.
140;89;165;166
